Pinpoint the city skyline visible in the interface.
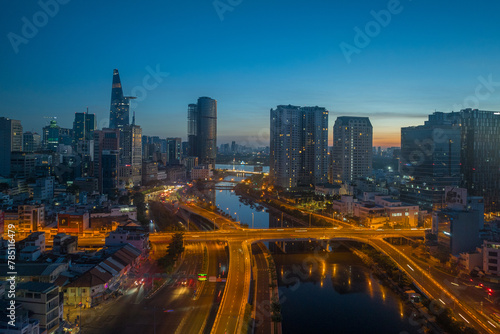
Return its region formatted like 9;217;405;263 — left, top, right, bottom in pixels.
2;0;500;147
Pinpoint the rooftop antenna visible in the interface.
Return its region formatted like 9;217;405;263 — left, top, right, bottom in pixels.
132;111;136;125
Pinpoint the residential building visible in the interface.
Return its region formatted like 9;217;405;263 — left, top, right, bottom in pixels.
52;233;78;254
191;166;213;180
63;244;141;307
332;116;373;183
270;105;328;189
105;227;149;255
16;282;62;333
18;231;46;253
33;176;55;202
0;262;69;283
0;300;40;334
18;205;45;232
482;241;500;276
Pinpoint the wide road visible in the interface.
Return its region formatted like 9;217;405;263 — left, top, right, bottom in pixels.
151;227;426;243
83;242;209;334
211;241;251;334
181;241;228;334
370;239;498;334
252;242;273;334
397;245;500;328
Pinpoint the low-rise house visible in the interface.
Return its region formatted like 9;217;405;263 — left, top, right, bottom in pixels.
105;227;149;255
0;262;69;283
63;244;141;307
52;233;78;254
16;282;62;334
0;300;40;334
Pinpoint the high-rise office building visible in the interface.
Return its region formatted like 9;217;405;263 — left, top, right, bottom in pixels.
120;123;142;186
420;109;500;211
167;137;182;164
187;97;217;167
109;69;134;129
400;113;461;210
0;117;23;177
23;132;41;152
101;150;120;196
270;105;329;189
332;116;373;183
93;128;120;193
187;103;198;158
460;109;500;212
73;112;96;142
42;120;60;151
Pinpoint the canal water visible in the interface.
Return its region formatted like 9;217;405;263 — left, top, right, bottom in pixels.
212;169;421;333
272;244;420;334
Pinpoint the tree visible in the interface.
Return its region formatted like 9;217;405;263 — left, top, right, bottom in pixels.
158;233;185;271
132;192;148;224
167;232;185;259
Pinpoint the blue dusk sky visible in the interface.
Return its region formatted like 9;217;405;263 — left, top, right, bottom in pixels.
1;0;500;147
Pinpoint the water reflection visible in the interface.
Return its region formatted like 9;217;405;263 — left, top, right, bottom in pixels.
272;243;420;334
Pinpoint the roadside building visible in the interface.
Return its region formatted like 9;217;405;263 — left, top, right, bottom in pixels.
16;282;62;334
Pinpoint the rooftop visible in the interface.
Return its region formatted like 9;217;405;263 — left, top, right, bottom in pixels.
17;281;57;294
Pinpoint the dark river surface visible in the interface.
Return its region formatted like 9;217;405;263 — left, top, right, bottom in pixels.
272;244;420;334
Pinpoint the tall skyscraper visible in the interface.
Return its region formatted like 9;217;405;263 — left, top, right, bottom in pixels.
23;132;41;153
420;109;500;211
187;97;217;167
187;103;198;158
400;113;461;210
167;137;182;165
270;105;328;189
93;128;120;193
73;111;96;142
109;69;134;129
42;120;60;151
0;117;23;177
120;122;142;186
332;116;373;183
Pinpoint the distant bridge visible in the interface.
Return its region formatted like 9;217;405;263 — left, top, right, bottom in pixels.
216;168;268;176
